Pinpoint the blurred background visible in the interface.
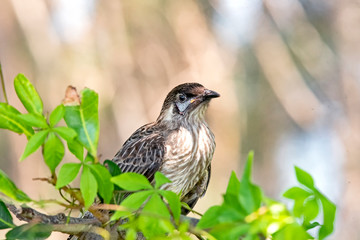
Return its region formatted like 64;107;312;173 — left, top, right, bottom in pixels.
0;0;358;239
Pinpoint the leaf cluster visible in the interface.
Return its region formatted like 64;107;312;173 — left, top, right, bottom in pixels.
197;153;336;240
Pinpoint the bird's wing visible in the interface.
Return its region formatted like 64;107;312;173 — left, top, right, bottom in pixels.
112;125;165;183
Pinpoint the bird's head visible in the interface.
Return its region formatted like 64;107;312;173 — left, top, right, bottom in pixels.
157;83;220;124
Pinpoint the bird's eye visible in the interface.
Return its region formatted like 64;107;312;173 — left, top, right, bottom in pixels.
178;94;187;102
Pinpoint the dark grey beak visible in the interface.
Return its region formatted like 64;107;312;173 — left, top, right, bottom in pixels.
204;89;220;99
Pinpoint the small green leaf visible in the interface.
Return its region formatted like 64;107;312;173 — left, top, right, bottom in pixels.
44;132;65;173
197;206;223;229
17;113;48;128
139;194;173;238
209;222;249;240
0;169;31;202
80;165;98;208
14;74;43;115
242;151;254;182
239;152;262;214
318;195;336;240
143;193;170;218
283;186;312;200
225;171;241;196
111;190;153;220
67;139;84;161
222;193;246;217
223;172;247;215
20;129;49;161
111;172;153;191
0;103;34;137
104;159;122;177
295;166;315;190
305;221;320;230
84;153;95;163
198;205;244;229
0;199;14;229
88;164;114;203
64;88;99;157
154;171;171;189
303;197;319;222
49;104;65;127
53;126;77;142
56;163;82;188
6;223;52;240
272;223;310;240
159;190;181;221
104;160;122;191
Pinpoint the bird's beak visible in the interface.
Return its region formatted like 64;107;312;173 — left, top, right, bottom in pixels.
203;89;220;99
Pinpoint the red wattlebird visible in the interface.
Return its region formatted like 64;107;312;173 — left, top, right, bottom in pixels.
112;83;219;214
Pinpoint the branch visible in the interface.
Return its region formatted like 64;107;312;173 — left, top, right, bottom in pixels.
6;204;202;240
7;204;101;226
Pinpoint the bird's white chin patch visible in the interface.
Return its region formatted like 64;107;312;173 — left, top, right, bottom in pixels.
162;104;175;121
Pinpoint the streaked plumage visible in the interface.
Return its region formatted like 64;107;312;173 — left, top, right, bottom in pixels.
113;83;219;214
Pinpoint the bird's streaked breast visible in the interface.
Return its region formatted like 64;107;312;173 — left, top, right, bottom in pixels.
160;122;215;197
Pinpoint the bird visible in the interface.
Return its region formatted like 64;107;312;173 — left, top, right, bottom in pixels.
112;82;220;214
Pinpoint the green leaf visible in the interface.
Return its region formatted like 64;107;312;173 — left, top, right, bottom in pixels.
111;172;153;191
44;132;65;173
84;153;95;164
198;205;244;229
283;186;312;200
64;88;99;157
272;223;310;240
80;165;98;208
222;172;247;216
159;190;181;221
139;194;173;238
0;103;34;137
197;206;223;229
67;139;84;161
0;199;14;229
225;171;241;196
17;113;48;128
112;190;153;220
305;221;320;230
20;129;49;161
104;160;122;191
121;191;152;210
283;186;313;218
6;223;52;240
49;104;65;127
88;164;114;203
0;169;31;202
318;195;336;240
154;171;171;189
242;151;254;182
104;159;122;177
295;166;315;190
209;222;249;240
14;74;43;115
239;152;262;214
143;193;170;218
53;126;77;142
56;163;82;188
303;197;319;222
223;193;247;217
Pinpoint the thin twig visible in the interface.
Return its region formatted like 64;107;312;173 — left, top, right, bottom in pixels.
0;61;9;104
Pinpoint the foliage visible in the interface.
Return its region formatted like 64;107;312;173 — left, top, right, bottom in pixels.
0;74;336;239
